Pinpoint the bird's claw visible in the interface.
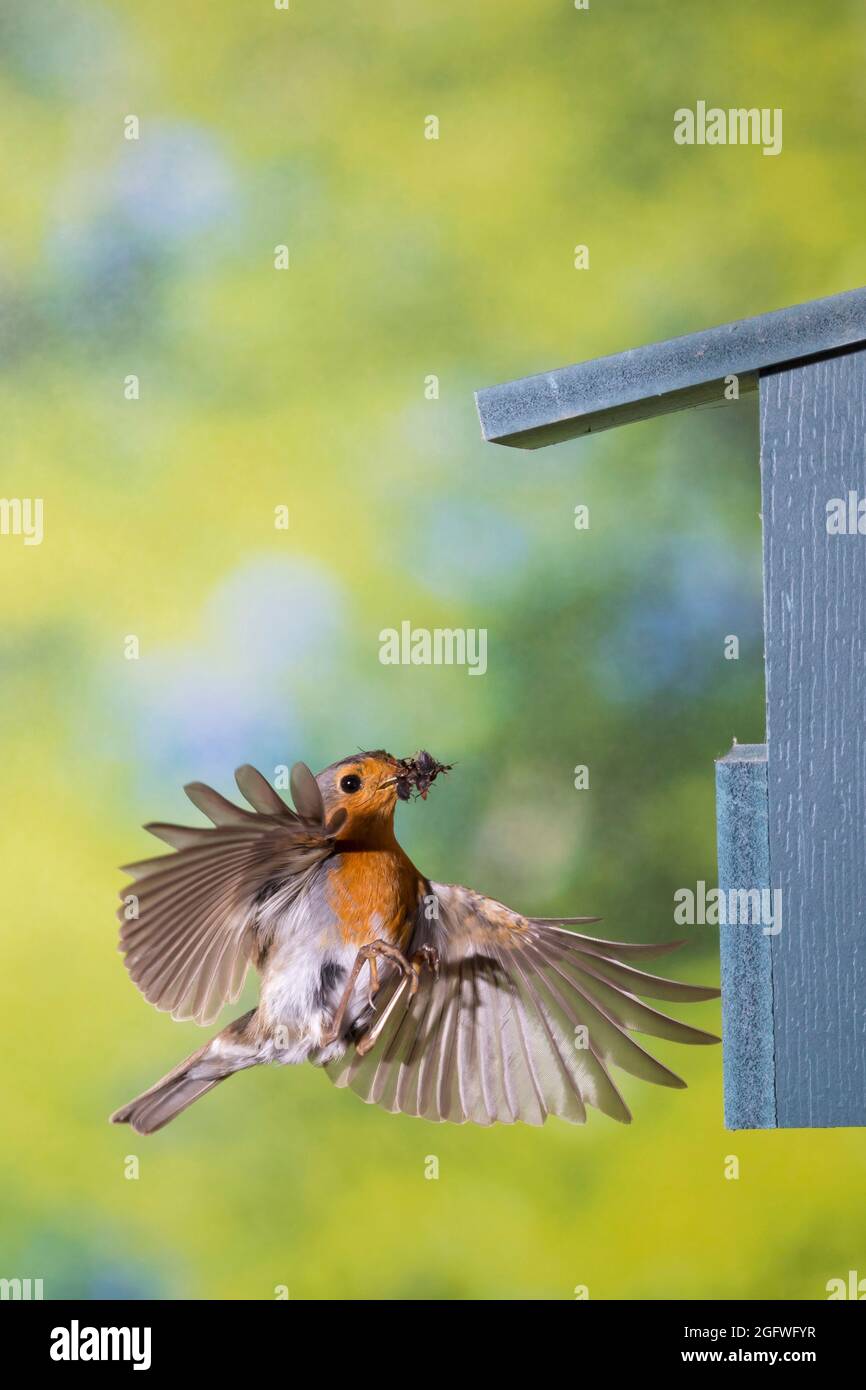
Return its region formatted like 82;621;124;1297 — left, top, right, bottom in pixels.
327;940;442;1055
405;945;440;999
414;945;440;978
354;945;441;1055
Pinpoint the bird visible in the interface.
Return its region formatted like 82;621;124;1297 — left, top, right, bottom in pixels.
110;749;720;1134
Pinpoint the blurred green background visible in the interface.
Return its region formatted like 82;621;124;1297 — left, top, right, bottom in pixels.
1;0;864;1300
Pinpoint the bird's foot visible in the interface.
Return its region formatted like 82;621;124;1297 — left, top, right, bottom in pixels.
320;939;418;1048
360;939;420;1005
353;944;440;1057
411;944;440;982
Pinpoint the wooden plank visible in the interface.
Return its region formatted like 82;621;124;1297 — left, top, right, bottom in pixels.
715;743;776;1129
476;287;866;449
760;349;866;1128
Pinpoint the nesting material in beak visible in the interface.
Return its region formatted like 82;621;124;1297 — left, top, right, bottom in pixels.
394;750;453;800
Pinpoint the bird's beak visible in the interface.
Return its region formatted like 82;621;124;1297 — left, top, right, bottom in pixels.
419;787;428;800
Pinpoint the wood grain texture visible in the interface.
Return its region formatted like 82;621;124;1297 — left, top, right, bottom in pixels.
760;349;866;1128
715;743;776;1129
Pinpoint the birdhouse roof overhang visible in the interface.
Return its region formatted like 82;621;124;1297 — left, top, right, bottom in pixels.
475;286;866;449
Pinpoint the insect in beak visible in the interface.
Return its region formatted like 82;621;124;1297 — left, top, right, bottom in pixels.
389;750;453;801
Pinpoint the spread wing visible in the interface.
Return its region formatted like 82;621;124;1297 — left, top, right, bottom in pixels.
118;763;345;1026
325;881;719;1126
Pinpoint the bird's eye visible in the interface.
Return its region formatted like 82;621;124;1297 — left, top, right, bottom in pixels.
340;773;362;794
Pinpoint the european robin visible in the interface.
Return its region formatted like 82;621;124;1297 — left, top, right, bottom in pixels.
111;750;719;1134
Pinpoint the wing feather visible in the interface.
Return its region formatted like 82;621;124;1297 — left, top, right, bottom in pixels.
456;961;490;1124
326;882;719;1126
524;939;685;1090
234;764;293;817
290;762;325;821
502;947;592;1122
118;763;339;1025
486;962;546;1125
536;923;688;961
183;782;258;826
473;963;517;1123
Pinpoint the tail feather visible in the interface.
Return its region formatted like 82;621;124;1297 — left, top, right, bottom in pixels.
111;1010;257;1135
110;1072;228;1135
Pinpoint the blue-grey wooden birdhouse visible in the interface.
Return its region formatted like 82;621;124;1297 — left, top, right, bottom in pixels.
475;288;866;1130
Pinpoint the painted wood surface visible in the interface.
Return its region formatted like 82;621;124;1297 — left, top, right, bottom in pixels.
760;351;866;1128
476;287;866;448
477;296;866;1127
715;743;776;1129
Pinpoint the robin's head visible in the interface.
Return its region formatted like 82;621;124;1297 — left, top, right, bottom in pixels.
317;749;451;839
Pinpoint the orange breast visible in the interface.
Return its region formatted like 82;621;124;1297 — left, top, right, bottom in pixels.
326;847;421;949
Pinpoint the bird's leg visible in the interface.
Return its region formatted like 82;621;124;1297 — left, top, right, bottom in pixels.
320;939;416;1046
354;944;441;1057
366;952;380;1005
